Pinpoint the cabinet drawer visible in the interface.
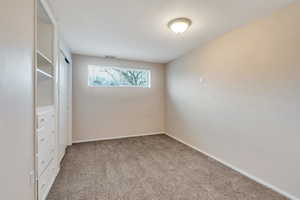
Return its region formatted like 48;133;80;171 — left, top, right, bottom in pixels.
37;131;48;153
38;146;55;176
48;129;56;149
38;159;56;200
37;129;55;154
37;116;47;130
37;111;55;131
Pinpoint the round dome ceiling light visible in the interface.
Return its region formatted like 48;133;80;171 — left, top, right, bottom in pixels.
168;17;192;34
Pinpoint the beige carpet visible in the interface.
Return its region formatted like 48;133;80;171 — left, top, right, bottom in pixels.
47;134;288;200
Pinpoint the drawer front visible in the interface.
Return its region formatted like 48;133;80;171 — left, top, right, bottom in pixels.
37;129;55;154
38;155;47;176
44;112;55;131
37;111;55;132
37;115;47;130
38;143;55;176
38;175;48;200
38;159;56;200
48;129;56;149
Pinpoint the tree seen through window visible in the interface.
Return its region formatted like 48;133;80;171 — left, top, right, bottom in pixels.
88;66;150;88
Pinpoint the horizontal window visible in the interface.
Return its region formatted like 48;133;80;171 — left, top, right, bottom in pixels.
88;65;151;88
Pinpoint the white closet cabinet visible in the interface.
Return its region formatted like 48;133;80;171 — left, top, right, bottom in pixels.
35;1;59;200
37;107;55;176
37;107;56;199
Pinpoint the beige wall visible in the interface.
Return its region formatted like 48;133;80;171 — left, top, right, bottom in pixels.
166;2;300;199
72;54;165;142
0;0;35;199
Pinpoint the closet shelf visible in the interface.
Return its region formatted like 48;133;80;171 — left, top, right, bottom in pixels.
37;68;53;80
37;50;53;65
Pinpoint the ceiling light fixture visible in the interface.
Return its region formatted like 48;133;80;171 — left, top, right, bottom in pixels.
168;17;192;34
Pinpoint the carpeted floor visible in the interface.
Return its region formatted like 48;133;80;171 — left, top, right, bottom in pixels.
47;134;288;200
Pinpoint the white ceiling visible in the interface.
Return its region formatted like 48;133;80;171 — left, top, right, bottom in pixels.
50;0;294;63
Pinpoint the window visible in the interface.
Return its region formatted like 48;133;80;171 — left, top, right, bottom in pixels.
88;65;151;88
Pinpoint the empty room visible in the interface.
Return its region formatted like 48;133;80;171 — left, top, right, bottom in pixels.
1;0;300;199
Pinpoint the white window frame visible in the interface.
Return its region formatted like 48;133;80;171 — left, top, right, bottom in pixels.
88;65;151;88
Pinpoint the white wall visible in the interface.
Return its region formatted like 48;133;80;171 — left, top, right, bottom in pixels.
166;2;300;199
72;54;165;142
0;0;35;199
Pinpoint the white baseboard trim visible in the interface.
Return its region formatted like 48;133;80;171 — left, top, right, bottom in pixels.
165;133;299;200
72;131;165;144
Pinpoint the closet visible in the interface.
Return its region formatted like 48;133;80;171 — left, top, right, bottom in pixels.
35;1;59;199
58;51;71;162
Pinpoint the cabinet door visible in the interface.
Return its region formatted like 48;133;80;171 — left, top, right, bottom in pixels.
58;52;70;162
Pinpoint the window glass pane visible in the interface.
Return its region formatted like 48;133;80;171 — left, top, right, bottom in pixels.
88;65;151;88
